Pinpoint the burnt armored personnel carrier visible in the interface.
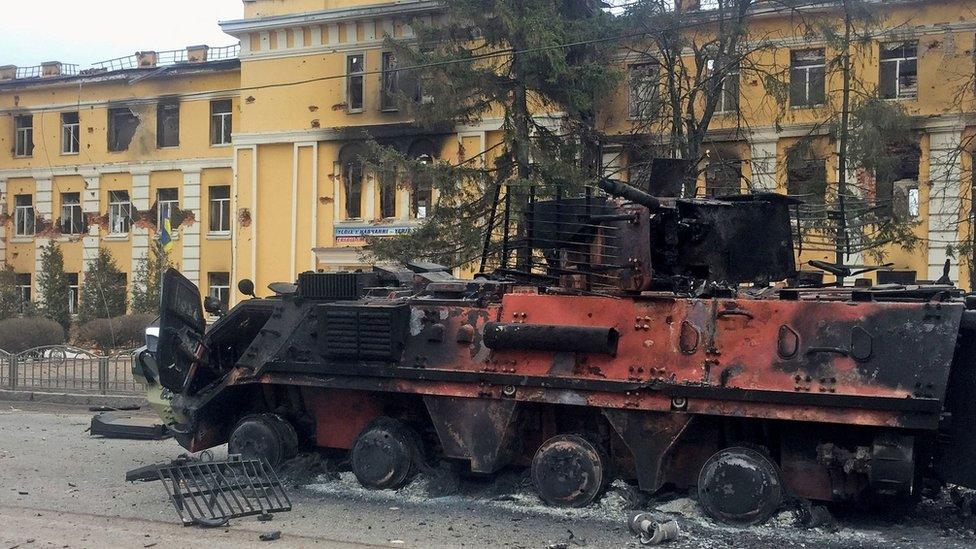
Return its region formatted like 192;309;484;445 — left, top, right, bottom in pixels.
136;177;976;525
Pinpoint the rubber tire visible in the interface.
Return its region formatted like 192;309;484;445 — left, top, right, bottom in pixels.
350;418;421;490
228;414;299;467
697;446;784;526
531;434;607;508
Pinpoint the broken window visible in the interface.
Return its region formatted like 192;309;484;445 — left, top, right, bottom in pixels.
875;142;921;219
210;100;233;145
787;155;827;205
108;190;132;235
14;115;33;157
16;273;31;311
880;42;917;100
790;49;825;108
629;62;659;119
347;53;365;112
381;52;400;112
67;273;79;315
705;159;742;197
157;101;180;148
14;194;34;237
157;188;179;230
60;192;84;235
707;59;740;114
61;112;80;155
208;272;230;313
343;161;363;219
209;185;231;233
108;107;139;152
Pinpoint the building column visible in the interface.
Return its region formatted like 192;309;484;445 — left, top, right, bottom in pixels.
82;173;101;274
0;177;7;265
182;169;202;289
748;136;778;192
130;171;151;297
33;177;53;303
927;128;964;282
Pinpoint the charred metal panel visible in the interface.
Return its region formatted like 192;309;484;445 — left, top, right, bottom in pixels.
301;387;382;449
298;271;380;300
424;396;519;473
602;409;693;491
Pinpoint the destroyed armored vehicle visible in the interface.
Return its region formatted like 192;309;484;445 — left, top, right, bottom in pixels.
135;176;976;526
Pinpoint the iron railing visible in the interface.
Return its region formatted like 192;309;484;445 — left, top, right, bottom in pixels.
2;345;143;395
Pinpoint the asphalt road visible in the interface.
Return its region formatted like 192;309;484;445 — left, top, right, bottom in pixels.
2;402;976;549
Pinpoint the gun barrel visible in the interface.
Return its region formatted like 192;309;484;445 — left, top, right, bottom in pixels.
597;179;662;210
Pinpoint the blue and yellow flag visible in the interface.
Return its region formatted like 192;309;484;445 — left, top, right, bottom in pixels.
160;218;175;253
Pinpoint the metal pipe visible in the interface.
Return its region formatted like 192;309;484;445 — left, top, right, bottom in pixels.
597;179;662;210
483;322;619;355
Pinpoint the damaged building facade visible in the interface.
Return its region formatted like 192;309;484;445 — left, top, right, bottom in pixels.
0;0;974;311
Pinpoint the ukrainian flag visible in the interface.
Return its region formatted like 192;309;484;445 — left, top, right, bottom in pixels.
160;218;175;253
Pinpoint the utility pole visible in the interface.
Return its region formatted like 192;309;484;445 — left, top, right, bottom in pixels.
834;0;853;286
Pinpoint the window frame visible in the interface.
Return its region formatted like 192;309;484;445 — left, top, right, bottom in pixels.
14;194;35;237
789;49;826;108
342;161;364;219
208;185;231;234
108;190;132;235
346;53;366;113
208;272;231;314
60;192;84;235
16;273;31;311
879;41;918;100
14;115;34;158
380;51;400;112
628;62;659;120
210;99;233;146
410;154;434;220
60;112;80;155
708;59;740;114
156;101;181;149
156;188;179;232
67;273;79;315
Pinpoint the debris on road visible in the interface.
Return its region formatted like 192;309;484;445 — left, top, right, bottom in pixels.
628;513;680;545
89;412;170;440
259;531;281;541
134;454;292;527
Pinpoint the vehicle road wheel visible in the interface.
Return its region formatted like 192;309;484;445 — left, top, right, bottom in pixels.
698;446;784;526
531;434;607;508
228;414;299;467
350;418;421;490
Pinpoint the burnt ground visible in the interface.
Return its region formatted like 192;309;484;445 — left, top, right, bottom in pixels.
2;401;976;549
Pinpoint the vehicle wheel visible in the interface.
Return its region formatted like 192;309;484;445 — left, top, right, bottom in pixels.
697;446;784;526
228;414;299;467
531;434;607;508
350;418;421;490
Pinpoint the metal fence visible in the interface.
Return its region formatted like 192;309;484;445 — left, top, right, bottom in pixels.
0;345;143;395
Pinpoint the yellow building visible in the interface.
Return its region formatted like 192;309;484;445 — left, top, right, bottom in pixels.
1;0;974;314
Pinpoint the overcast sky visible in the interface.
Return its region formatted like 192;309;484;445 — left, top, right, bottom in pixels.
0;0;244;68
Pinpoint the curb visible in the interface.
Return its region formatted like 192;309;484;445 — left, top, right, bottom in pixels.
0;389;147;408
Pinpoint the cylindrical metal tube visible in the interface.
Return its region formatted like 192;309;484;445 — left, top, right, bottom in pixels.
482;322;619;355
597;178;661;210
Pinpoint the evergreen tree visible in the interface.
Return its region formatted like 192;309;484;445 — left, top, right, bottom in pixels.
131;240;171;314
36;243;72;330
77;248;127;323
0;264;25;320
365;0;620;267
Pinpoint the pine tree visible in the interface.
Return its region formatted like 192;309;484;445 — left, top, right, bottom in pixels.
365;0;620;267
131;240;171;314
77;248;127;323
0;264;25;321
36;243;72;330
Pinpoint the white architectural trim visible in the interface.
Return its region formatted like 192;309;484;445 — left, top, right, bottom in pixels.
0;91;240;117
81;174;101;275
182;169;202;289
130;172;151;299
219;1;440;35
310;142;320;270
0;157;232;181
0;177;6;264
926;128;964;282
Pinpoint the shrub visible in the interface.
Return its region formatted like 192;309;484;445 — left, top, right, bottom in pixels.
0;317;67;354
76;314;155;352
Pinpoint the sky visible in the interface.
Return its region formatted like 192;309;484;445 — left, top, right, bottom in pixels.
0;0;244;68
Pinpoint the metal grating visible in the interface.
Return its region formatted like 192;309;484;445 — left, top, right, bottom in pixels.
155;455;291;527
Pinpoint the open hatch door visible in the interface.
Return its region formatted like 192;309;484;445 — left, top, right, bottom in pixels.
157;268;206;394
